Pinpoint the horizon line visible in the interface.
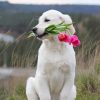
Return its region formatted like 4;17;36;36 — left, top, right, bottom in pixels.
0;1;100;6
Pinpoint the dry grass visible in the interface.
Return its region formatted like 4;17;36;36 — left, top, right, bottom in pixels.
76;45;100;100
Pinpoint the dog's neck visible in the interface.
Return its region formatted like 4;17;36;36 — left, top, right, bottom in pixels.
42;36;67;52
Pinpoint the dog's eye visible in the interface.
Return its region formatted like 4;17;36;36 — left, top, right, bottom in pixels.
44;18;50;22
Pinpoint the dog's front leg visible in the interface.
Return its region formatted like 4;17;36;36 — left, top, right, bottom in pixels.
26;77;39;100
36;76;51;100
60;78;76;100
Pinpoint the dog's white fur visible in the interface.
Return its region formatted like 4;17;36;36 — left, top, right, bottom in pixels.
26;10;76;100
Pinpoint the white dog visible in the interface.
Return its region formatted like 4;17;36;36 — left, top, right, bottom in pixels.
26;10;76;100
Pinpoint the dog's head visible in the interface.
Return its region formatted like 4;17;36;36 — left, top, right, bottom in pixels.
32;10;75;40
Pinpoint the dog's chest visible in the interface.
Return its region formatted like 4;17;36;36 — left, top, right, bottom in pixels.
44;54;70;74
43;47;73;73
42;49;72;93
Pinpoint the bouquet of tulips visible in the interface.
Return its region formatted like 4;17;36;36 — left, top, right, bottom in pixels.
28;22;80;47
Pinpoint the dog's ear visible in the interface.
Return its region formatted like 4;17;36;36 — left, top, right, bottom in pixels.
61;14;75;35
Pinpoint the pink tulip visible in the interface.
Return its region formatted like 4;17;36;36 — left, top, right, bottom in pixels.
58;33;80;47
70;35;81;47
58;33;70;42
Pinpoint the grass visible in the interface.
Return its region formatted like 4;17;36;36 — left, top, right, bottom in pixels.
0;79;27;100
6;84;27;100
76;46;100;100
76;71;100;100
0;70;99;100
0;60;100;100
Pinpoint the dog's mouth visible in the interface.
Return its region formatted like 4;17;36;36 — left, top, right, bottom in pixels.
35;32;48;38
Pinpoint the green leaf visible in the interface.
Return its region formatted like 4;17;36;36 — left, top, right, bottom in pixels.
45;25;56;32
27;32;35;38
50;30;60;34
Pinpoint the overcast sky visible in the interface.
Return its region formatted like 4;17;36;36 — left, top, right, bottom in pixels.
0;0;100;5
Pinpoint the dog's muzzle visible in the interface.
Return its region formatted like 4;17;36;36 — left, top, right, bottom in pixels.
32;27;48;38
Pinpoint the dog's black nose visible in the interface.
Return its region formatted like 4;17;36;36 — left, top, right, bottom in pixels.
32;27;37;33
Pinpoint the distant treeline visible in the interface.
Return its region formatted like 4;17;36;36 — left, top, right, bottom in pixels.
0;11;41;34
1;1;100;14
